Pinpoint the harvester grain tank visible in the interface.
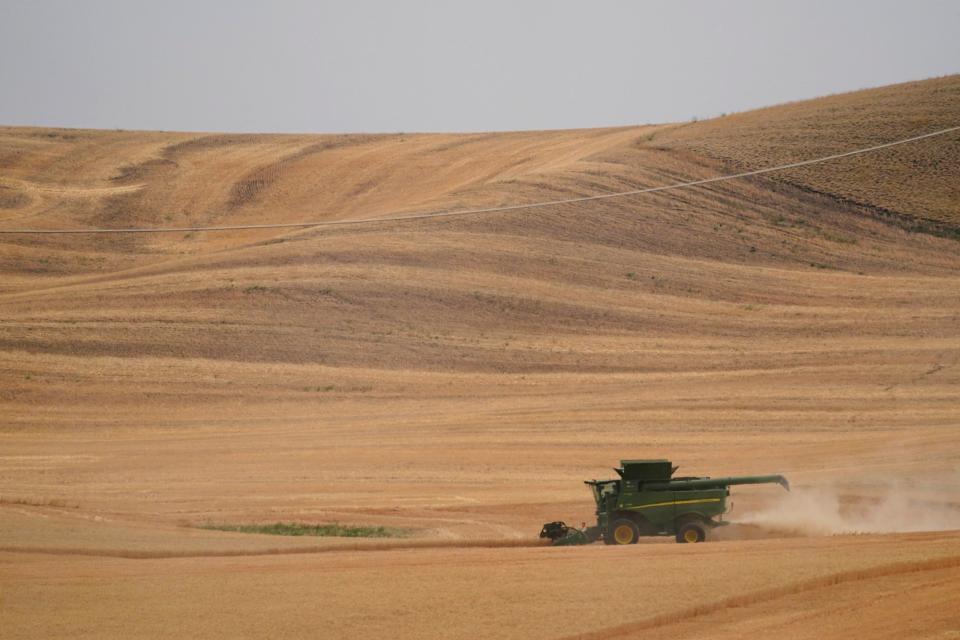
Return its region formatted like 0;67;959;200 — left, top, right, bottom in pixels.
540;459;789;545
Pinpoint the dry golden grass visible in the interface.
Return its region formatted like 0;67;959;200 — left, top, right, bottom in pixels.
1;77;959;638
660;75;960;227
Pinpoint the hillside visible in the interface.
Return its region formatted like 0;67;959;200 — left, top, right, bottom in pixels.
2;77;959;639
659;74;960;228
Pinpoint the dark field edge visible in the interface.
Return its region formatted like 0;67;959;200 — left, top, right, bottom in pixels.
0;538;549;559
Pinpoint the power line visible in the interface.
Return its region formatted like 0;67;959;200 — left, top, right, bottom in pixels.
1;125;957;235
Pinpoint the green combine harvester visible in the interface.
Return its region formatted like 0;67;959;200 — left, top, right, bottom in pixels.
540;459;789;545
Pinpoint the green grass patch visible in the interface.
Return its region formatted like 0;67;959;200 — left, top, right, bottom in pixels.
200;522;410;538
819;230;858;245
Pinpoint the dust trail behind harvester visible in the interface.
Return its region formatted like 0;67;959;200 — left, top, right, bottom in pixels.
740;478;960;536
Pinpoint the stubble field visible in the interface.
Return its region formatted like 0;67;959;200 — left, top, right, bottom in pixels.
2;76;959;638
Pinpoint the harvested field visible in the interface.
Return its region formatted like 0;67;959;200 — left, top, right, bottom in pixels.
1;75;959;638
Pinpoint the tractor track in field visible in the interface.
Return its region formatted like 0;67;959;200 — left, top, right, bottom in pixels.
554;554;960;640
0;537;549;559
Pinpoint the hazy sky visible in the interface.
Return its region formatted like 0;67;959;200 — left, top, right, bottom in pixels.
1;0;957;133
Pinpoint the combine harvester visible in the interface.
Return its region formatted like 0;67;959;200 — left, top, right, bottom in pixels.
540;459;789;545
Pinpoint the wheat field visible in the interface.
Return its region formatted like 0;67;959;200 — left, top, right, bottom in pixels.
2;76;959;639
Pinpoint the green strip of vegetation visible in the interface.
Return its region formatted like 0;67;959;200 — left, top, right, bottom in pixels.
200;522;410;538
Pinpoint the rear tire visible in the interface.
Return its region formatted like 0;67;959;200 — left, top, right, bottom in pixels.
608;518;640;545
676;521;707;544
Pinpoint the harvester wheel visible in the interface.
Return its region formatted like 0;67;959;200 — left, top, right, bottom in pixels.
676;521;706;544
609;518;640;545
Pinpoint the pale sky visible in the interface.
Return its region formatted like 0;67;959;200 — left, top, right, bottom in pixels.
1;0;957;133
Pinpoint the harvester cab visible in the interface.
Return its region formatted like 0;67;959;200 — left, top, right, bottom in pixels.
540;459;788;546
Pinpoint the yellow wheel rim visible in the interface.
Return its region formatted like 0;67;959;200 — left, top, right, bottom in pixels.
614;524;634;544
683;528;700;543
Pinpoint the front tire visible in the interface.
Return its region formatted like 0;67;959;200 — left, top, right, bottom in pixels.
608;518;640;545
676;521;707;543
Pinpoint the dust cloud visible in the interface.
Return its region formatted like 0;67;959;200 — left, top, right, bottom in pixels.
741;480;960;536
